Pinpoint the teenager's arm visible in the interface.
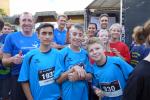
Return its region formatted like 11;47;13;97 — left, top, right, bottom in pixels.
56;71;69;83
56;68;74;83
21;82;33;100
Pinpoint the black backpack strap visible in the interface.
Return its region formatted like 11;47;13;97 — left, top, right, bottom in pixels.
113;63;127;81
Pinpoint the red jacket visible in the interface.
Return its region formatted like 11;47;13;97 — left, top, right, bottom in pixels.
110;41;131;62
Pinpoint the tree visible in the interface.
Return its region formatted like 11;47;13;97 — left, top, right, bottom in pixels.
0;8;7;16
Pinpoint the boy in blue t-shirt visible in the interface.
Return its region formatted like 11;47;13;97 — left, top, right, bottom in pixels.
87;37;133;100
57;24;92;100
18;23;62;100
0;22;12;100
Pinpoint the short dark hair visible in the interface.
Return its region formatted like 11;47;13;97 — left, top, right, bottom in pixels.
99;13;109;19
36;23;54;34
88;23;97;30
57;15;68;20
0;19;4;31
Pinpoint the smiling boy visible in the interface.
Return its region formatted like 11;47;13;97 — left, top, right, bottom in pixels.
57;24;92;100
87;37;133;100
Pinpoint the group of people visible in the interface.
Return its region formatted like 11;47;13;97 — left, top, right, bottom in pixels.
0;11;150;100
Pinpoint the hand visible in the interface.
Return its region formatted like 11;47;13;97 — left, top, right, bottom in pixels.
68;71;79;82
111;48;120;55
93;86;104;98
12;51;23;64
73;65;86;80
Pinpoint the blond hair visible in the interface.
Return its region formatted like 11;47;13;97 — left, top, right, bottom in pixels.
4;22;12;28
109;23;122;33
132;25;145;44
144;19;150;37
144;19;150;46
87;37;104;51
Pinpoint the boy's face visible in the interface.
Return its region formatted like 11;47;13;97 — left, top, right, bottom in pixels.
70;29;84;47
2;25;12;34
38;27;53;46
110;27;121;39
98;32;109;44
88;43;105;62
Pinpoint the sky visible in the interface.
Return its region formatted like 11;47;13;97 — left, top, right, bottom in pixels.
9;0;93;16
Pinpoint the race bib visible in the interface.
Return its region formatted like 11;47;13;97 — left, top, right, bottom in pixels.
38;67;55;86
100;80;123;97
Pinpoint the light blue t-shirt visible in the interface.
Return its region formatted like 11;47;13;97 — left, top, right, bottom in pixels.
92;56;133;100
18;48;62;100
59;46;92;100
3;31;39;75
53;28;67;45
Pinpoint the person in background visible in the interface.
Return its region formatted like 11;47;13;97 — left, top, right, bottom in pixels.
144;19;150;48
99;13;109;31
87;23;98;37
57;24;92;100
0;18;11;100
87;37;133;100
130;25;148;67
0;22;12;44
2;12;39;100
109;23;131;63
122;20;150;99
0;19;4;32
81;34;89;50
18;23;62;100
98;29;115;56
65;19;73;44
53;15;68;49
0;22;12;100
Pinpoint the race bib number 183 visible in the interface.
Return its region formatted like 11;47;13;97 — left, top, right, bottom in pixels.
38;67;55;86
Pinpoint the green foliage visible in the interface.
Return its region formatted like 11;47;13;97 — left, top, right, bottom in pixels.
0;8;7;16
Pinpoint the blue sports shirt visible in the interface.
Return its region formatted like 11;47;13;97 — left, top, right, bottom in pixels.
3;31;39;75
92;56;133;100
59;46;92;100
53;28;67;45
18;48;62;100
